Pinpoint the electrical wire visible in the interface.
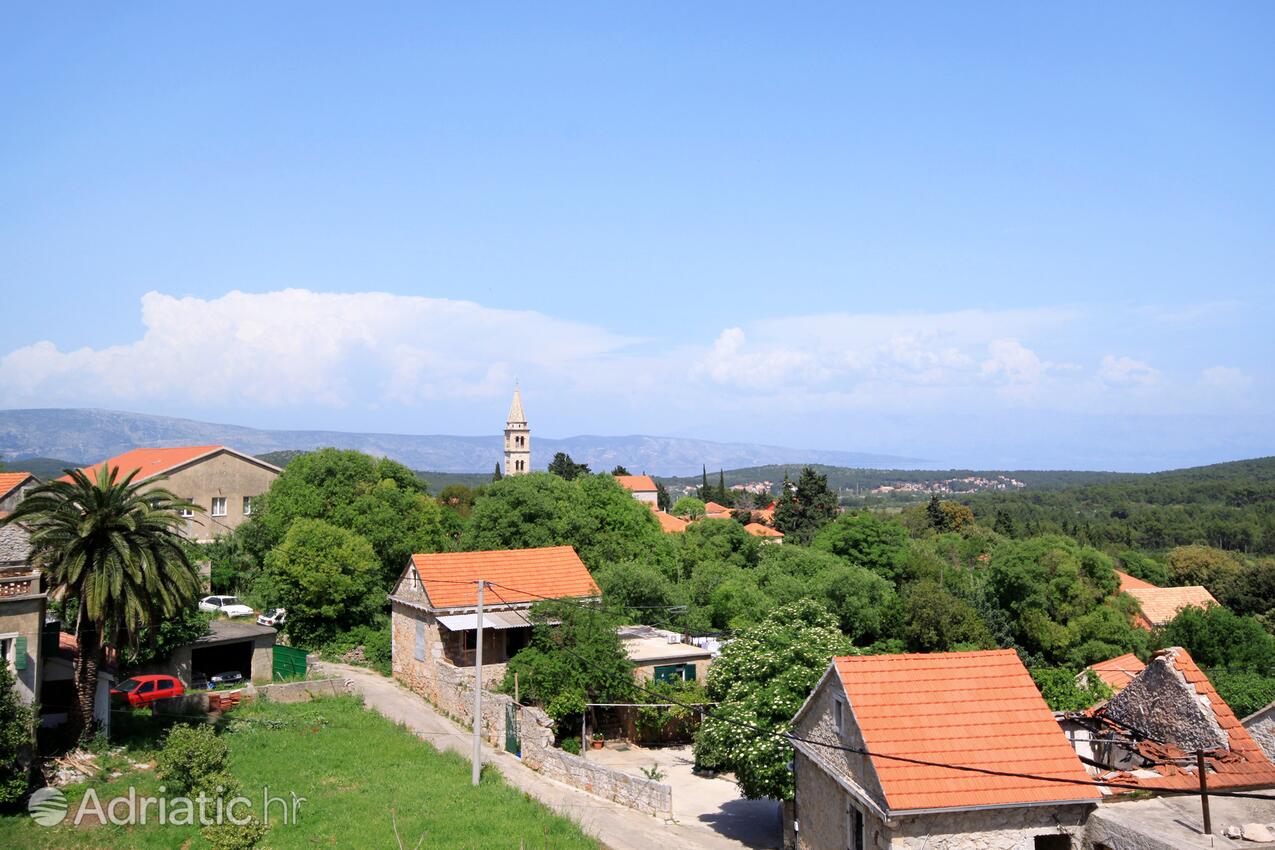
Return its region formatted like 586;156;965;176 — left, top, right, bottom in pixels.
482;582;1275;803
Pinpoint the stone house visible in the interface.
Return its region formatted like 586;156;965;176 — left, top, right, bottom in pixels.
787;649;1099;850
1242;699;1275;765
1067;647;1275;794
390;546;599;706
0;472;39;514
614;475;658;505
618;624;713;684
0;526;44;708
64;445;280;542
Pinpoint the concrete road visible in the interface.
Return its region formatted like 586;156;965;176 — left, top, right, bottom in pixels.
587;744;781;848
313;662;778;850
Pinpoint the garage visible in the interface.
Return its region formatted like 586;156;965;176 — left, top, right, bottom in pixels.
140;619;277;688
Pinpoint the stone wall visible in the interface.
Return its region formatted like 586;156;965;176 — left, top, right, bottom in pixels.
521;737;673;818
1244;706;1275;764
257;678;350;704
891;804;1090;850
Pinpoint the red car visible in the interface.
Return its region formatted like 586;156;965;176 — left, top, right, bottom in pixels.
111;674;185;707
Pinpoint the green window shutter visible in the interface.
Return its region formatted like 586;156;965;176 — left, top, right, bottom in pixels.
653;664;678;684
13;636;27;670
683;663;695;682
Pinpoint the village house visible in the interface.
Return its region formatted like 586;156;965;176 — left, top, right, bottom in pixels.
702;501;732;520
614;474;658;504
1243;699;1275;765
1082;651;1145;692
64;445;280;543
618;624;713;684
0;471;39;514
650;508;689;533
389;545;599;705
787;649;1100;850
1116;570;1218;629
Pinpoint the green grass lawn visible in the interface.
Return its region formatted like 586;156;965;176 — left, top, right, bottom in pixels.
1;695;600;849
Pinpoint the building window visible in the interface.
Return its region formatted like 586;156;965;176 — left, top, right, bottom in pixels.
1034;836;1070;850
834;697;845;738
179;506;194;518
414;621;425;662
242;496;252;516
0;634;23;672
653;663;695;683
848;806;864;850
211;497;227;517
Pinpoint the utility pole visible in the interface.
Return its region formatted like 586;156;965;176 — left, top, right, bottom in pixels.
1197;751;1211;835
472;580;486;787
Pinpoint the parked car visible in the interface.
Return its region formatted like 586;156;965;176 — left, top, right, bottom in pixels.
210;670;245;688
111;674;185;707
257;607;286;627
198;595;254;618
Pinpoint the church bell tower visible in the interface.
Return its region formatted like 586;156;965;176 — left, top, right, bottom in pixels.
504;387;530;475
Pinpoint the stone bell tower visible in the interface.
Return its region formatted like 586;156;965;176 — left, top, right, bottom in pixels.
503;387;530;475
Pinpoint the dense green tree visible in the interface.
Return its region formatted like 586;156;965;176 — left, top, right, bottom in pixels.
772;467;840;545
810;563;896;644
987;535;1119;661
501;600;633;723
676;518;759;580
812;512;909;581
0;661;35;804
122;607;213;668
1164;545;1243;593
461;473;667;570
547;452;591;481
902;580;994;652
671;496;706;518
1218;558;1275;619
611;465;631;476
1030;668;1113;712
202;530;258;594
492;462;502;482
262;518;382;646
1115;549;1169;586
694;600;853;800
1063;597;1148;668
1153;605;1275;673
656;480;672;512
594;560;681;620
3;466;201;735
245;449;446;585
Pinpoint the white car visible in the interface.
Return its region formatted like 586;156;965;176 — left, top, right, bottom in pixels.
257;607;286;627
198;595;255;618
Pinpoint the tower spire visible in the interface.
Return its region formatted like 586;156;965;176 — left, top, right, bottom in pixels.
503;386;530;475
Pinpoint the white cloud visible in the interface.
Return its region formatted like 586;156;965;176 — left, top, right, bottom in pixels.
0;289;635;408
981;339;1045;384
1097;354;1159;387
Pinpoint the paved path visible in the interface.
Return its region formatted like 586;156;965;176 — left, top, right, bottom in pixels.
313;662;777;850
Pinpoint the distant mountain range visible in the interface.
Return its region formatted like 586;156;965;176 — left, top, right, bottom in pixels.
0;408;921;477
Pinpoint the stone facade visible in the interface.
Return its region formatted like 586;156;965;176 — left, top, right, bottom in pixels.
0;474;38;513
522;739;673;818
789;667;1093;850
503;388;531;476
1243;702;1275;764
0;568;44;706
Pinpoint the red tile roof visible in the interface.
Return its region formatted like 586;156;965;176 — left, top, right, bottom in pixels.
1115;569;1156;591
650;509;688;533
1097;648;1275;792
744;522;783;538
1086;653;1146;692
614;475;657;493
410;546;599;610
0;472;35;499
1125;585;1217;628
61;446;228;484
703;501;731;516
834;650;1101;812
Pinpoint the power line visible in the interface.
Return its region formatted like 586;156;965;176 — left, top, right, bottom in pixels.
485;583;1275;803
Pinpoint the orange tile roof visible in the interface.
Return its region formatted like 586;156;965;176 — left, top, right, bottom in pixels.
614;474;657;493
61;446;228;484
1125;585;1217;628
1086;653;1145;692
834;650;1101;812
703;501;731;516
0;472;35;498
1115;569;1157;591
744;522;783;538
651;509;689;533
410;546;599;610
1098;648;1275;792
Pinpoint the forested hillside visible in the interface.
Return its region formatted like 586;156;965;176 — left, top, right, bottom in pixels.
965;456;1275;554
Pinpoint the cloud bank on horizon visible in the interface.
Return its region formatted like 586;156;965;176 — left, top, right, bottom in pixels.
0;288;1265;471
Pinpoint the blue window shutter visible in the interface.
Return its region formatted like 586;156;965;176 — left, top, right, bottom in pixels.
14;636;27;670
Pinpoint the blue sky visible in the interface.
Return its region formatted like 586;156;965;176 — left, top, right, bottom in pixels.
1;4;1272;470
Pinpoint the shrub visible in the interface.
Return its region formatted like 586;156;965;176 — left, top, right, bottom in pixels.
0;662;34;804
202;817;268;850
156;724;229;794
560;736;582;755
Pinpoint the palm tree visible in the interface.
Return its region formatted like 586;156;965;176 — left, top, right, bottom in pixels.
1;465;201;736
